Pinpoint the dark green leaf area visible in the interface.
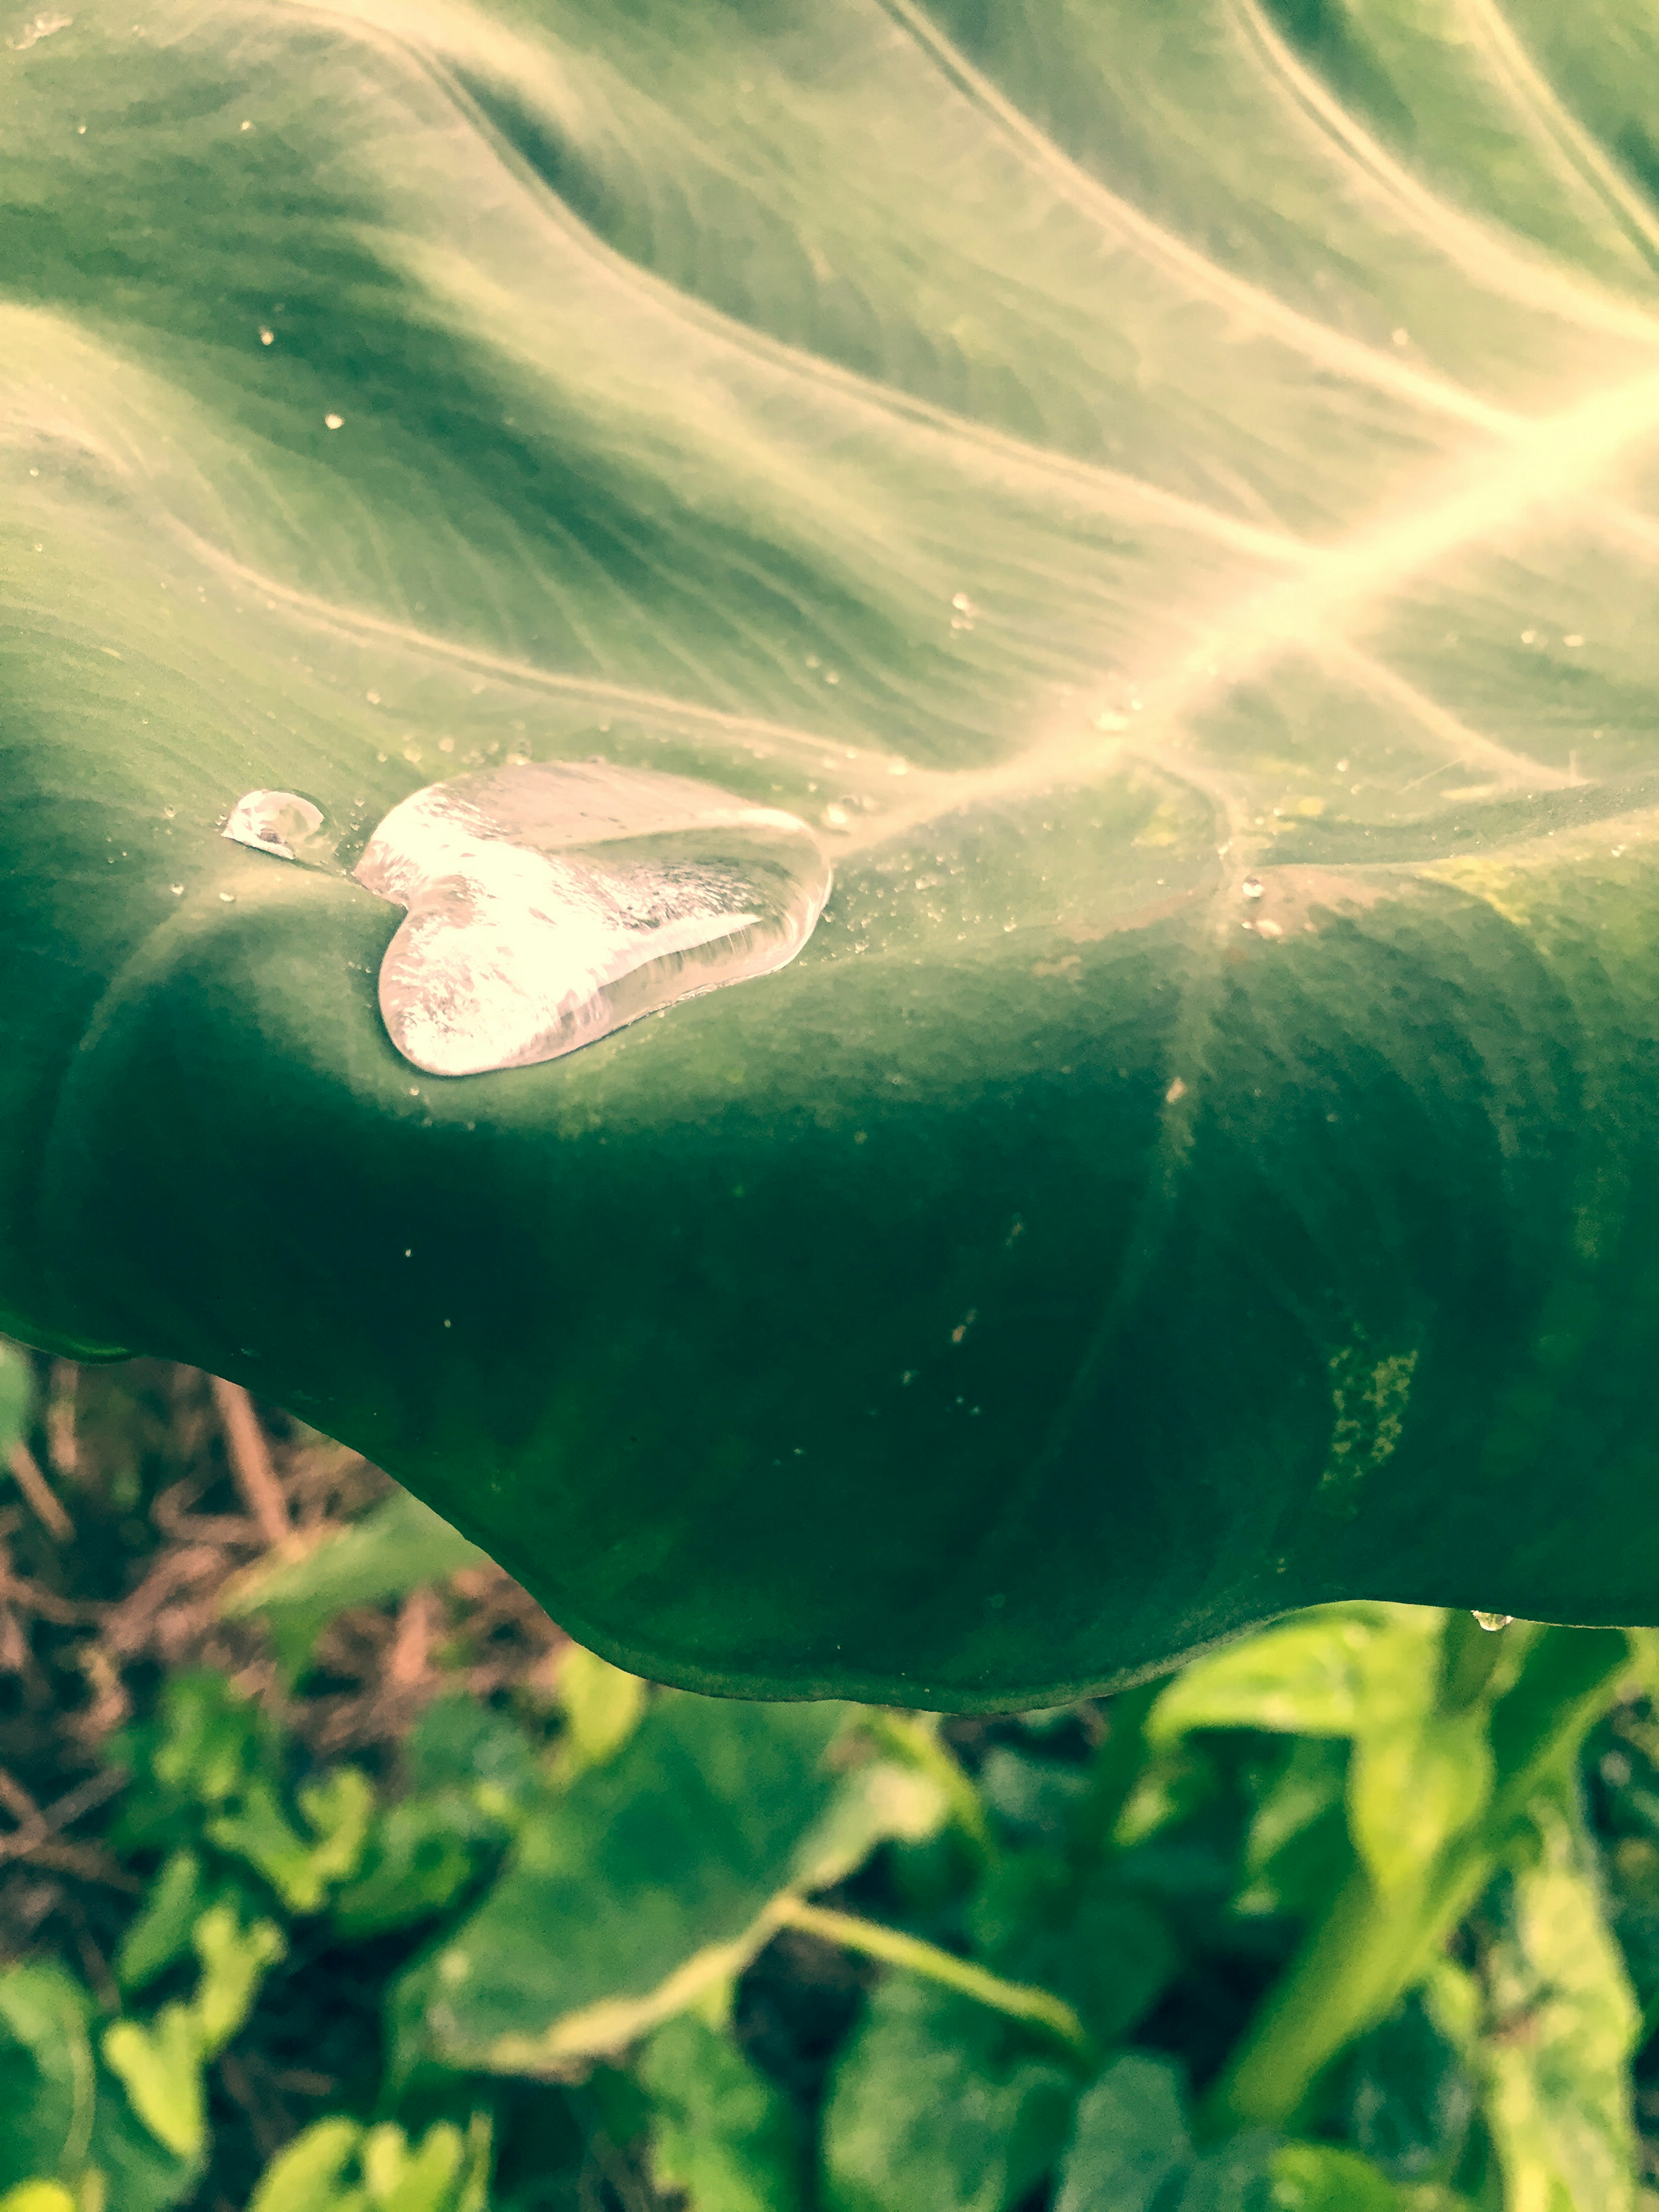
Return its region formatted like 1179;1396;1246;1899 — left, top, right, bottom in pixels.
967;1850;1177;2047
0;1964;95;2189
821;1977;1077;2212
1340;1996;1475;2184
400;1695;849;2071
109;1670;281;1853
637;2012;807;2212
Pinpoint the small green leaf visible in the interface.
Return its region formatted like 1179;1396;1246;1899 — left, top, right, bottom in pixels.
331;1799;483;1940
294;1768;376;1897
102;2007;204;2163
114;1851;207;1994
190;1904;285;2057
360;2121;465;2212
638;2014;804;2212
1052;2052;1194;2212
1343;1994;1475;2183
222;1493;485;1678
209;1770;370;1915
1147;1611;1404;1745
0;2188;77;2212
822;1979;1075;2212
1478;1801;1641;2212
246;2120;365;2212
1347;1708;1493;1894
1269;2142;1399;2211
556;1644;648;1773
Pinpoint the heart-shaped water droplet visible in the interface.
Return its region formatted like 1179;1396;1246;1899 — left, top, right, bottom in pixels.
353;762;832;1077
222;789;323;860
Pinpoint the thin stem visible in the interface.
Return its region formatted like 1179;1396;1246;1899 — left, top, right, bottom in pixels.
211;1378;296;1557
8;1440;73;1542
773;1897;1100;2070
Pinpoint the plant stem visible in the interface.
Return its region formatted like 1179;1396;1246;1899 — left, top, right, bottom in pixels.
1203;1625;1632;2133
773;1896;1100;2070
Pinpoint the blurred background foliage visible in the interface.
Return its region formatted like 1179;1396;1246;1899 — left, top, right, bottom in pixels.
0;1344;1656;2210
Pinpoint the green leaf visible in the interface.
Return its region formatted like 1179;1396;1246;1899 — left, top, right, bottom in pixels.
0;2189;77;2212
246;2121;365;2212
221;1493;486;1678
1343;1994;1475;2183
1147;1612;1407;1745
208;1769;372;1915
821;1978;1075;2212
331;1798;484;1940
1268;2142;1399;2212
0;1966;95;2189
115;1851;209;1995
1347;1707;1493;1895
554;1645;648;1774
394;1693;854;2075
1052;2052;1194;2212
102;2007;205;2164
967;1854;1176;2045
1478;1800;1642;2212
637;2013;805;2212
19;0;1659;1703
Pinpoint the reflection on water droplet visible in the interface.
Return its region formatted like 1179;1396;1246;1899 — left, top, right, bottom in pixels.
1241;876;1264;900
222;790;323;861
324;413;344;430
354;761;832;1077
169;883;184;896
1472;1611;1512;1631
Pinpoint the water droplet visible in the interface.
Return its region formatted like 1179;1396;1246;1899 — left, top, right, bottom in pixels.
1564;633;1584;648
1241;876;1264;900
161;805;176;819
354;761;832;1077
169;883;184;896
950;592;973;613
258;327;273;346
324;413;344;430
1472;1611;1512;1632
222;789;323;861
219;891;235;903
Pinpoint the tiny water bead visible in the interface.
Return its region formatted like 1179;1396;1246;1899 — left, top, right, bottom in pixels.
1472;1611;1513;1631
221;790;323;861
354;761;832;1077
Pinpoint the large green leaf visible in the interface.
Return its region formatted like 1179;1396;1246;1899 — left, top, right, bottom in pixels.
9;0;1659;1703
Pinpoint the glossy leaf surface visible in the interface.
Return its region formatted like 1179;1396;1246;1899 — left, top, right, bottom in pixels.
7;0;1659;1703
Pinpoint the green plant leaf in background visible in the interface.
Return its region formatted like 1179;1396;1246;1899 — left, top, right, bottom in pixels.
1477;1799;1642;2212
821;1977;1077;2212
12;0;1659;1705
637;2012;807;2212
392;1693;867;2078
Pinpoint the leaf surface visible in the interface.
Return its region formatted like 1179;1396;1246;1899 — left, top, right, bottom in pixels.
8;0;1659;1700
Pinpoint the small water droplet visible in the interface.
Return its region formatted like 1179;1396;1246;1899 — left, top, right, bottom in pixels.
324;412;344;430
1472;1611;1512;1632
169;883;184;896
950;592;973;613
161;805;176;819
218;891;235;903
1241;876;1264;900
222;789;323;861
354;761;832;1077
258;327;273;345
1564;633;1584;648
